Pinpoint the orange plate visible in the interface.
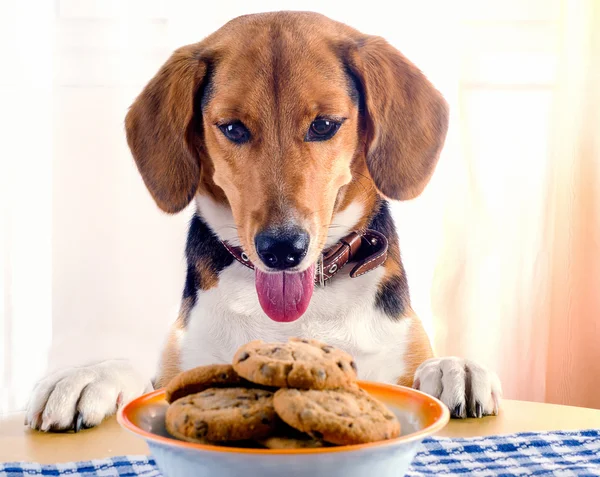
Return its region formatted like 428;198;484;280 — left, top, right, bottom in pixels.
118;381;449;455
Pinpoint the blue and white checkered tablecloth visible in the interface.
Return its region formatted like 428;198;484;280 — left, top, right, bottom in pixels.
1;430;599;476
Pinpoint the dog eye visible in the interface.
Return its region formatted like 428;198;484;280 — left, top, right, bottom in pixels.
218;121;251;144
305;118;341;142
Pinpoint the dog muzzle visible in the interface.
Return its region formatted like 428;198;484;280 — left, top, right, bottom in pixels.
221;230;388;323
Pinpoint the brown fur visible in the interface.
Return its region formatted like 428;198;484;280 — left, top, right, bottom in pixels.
396;311;435;387
125;50;208;213
153;298;193;388
345;35;449;201
195;260;219;290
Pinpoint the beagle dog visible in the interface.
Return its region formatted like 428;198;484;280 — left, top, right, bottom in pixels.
26;11;501;432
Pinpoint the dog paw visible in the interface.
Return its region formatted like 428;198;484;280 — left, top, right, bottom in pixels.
413;357;502;418
25;360;152;432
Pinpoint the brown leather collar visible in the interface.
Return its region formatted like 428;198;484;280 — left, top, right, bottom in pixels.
221;230;388;285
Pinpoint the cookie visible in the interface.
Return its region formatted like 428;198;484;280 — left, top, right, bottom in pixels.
164;436;261;448
273;387;400;445
165;364;246;403
232;338;357;390
165;387;278;442
256;422;325;449
258;435;325;449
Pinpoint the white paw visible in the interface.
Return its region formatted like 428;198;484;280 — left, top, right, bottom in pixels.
25;360;152;432
413;357;502;418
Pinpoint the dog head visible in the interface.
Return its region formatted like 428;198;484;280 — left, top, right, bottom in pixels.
125;12;448;321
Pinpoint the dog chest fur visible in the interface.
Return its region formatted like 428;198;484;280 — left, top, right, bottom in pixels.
180;261;412;384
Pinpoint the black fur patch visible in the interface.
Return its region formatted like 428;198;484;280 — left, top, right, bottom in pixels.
191;63;215;142
182;215;234;323
368;201;397;251
375;273;410;319
182;264;198;301
368;200;410;319
198;63;215;113
343;65;364;113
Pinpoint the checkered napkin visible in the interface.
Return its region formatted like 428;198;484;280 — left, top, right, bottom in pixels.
1;430;599;476
407;430;600;476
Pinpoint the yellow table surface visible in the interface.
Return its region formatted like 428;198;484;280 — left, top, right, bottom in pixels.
1;399;599;464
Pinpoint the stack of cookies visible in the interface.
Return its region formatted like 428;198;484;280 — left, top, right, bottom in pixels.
164;338;401;449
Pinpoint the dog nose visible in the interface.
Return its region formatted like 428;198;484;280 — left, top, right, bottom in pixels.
255;229;310;270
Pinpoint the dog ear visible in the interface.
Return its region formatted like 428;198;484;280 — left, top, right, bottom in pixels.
125;44;209;213
346;36;449;200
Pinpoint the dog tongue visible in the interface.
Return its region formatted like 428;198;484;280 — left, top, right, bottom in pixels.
255;265;315;322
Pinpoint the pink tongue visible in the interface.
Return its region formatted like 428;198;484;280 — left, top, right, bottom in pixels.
255;265;315;322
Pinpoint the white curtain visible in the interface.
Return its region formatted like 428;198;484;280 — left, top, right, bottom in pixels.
1;0;54;413
2;0;597;413
430;0;600;409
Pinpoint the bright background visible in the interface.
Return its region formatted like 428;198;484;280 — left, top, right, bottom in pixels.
1;0;599;413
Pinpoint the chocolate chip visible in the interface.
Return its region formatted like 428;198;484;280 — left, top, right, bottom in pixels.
322;345;333;353
385;414;395;420
348;423;353;428
350;361;357;373
237;351;250;362
300;339;309;343
260;363;274;377
337;361;345;370
194;421;208;437
272;347;281;352
219;373;229;379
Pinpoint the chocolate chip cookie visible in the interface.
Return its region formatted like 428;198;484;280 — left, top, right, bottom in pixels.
273;387;400;445
258;435;325;449
165;364;246;403
166;388;278;442
232;338;357;390
256;422;325;449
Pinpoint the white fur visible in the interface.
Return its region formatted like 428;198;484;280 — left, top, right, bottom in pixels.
326;201;365;247
195;195;241;246
26;360;152;430
414;357;502;417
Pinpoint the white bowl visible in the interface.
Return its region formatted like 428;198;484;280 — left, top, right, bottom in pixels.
118;381;449;477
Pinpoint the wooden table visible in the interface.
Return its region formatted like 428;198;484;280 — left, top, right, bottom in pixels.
1;400;599;464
